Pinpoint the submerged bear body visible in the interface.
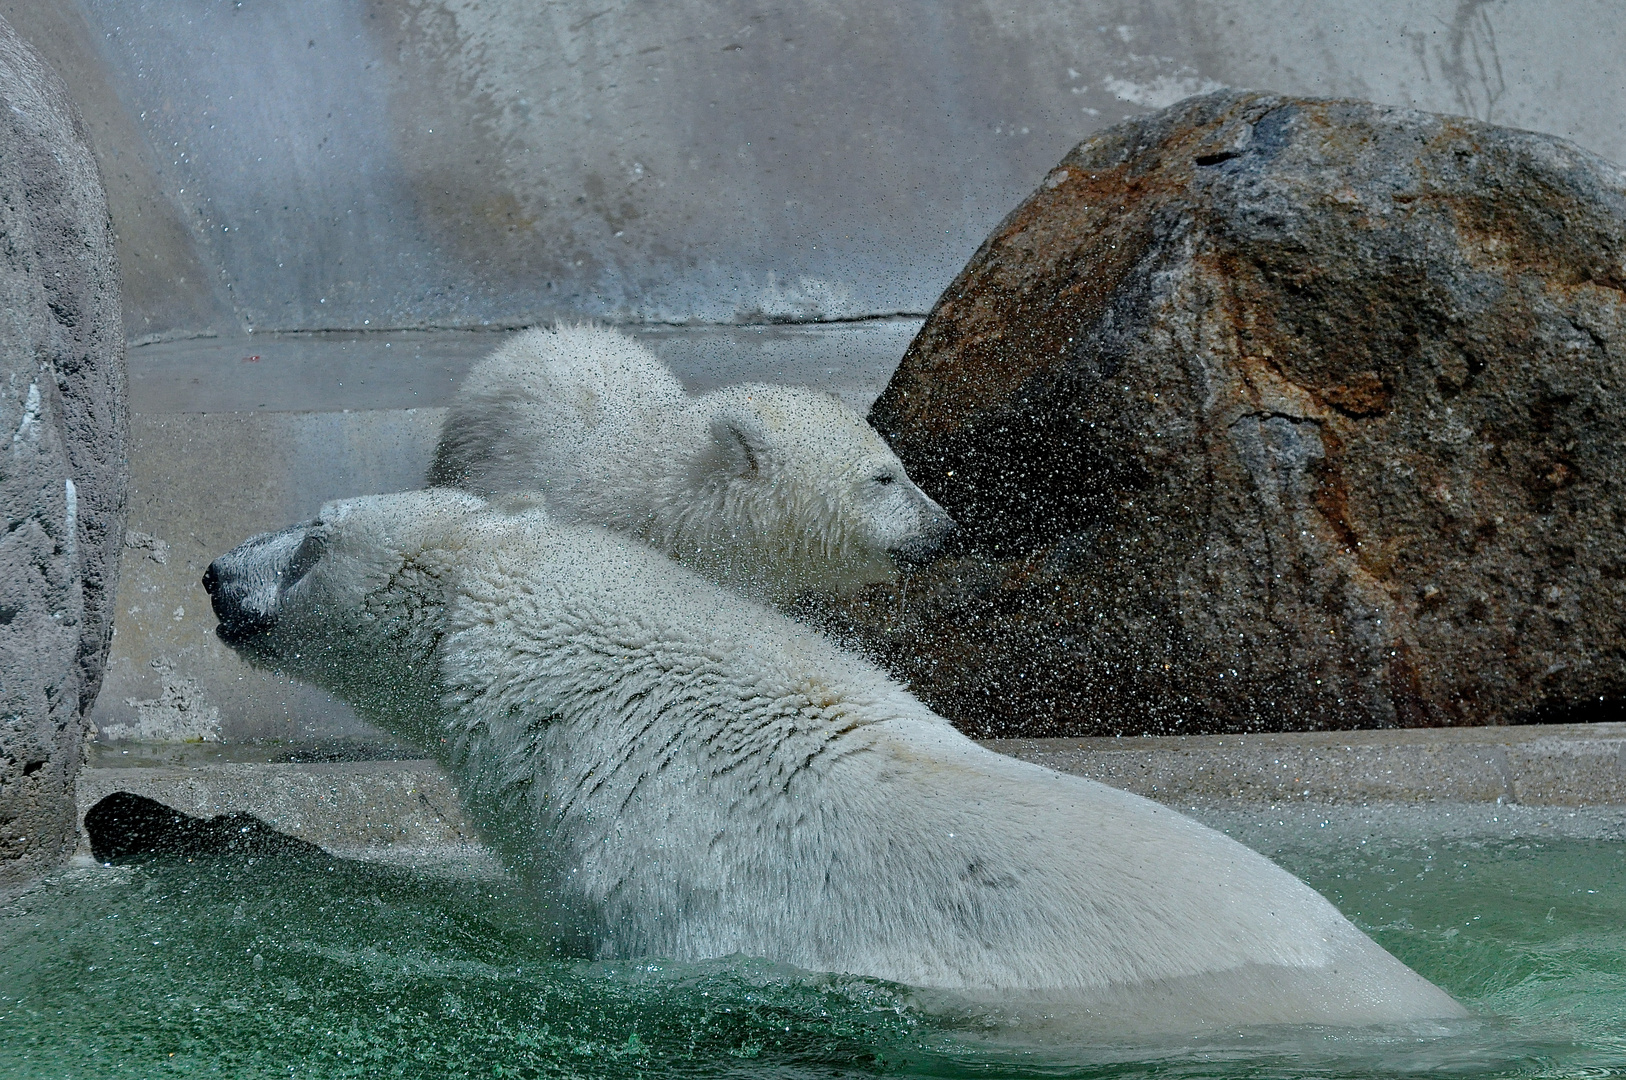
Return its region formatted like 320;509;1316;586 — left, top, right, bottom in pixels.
206;490;1462;1030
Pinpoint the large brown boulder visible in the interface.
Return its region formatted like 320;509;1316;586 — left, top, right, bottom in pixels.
851;91;1626;737
0;16;127;886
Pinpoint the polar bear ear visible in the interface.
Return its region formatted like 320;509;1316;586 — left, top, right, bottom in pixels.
708;413;771;478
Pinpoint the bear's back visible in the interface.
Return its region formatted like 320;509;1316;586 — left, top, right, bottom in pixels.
430;325;688;497
434;514;1462;1024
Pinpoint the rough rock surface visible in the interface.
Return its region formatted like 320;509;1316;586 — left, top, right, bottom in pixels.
0;15;127;885
851;91;1626;737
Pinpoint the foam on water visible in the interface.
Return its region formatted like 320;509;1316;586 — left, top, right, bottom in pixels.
3;803;1624;1078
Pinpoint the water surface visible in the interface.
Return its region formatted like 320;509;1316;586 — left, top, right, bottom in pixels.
4;802;1623;1078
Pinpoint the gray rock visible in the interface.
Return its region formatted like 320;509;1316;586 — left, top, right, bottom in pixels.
0;15;127;886
848;91;1626;737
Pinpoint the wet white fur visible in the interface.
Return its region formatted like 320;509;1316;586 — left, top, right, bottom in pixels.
428;325;952;604
215;489;1463;1031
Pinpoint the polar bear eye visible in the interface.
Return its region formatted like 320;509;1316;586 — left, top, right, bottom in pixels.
873;474;897;486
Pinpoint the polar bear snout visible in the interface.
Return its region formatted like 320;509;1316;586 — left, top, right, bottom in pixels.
889;503;958;566
869;477;958;566
203;522;322;641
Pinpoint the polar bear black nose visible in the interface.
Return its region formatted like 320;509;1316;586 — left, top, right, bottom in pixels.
204;522;321;641
891;509;958;566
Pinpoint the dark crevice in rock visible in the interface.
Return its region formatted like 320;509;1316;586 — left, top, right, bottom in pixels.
1518;699;1626;726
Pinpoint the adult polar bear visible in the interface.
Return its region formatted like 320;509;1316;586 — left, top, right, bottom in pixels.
204;490;1463;1031
428;325;955;604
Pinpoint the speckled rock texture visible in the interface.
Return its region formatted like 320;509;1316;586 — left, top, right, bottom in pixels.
0;15;127;887
849;91;1626;737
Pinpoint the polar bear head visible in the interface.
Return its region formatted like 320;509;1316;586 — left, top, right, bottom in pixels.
643;385;957;603
201;488;499;746
426;325;954;606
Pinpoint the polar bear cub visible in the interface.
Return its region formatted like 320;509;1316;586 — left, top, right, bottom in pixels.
205;490;1462;1032
428;325;955;604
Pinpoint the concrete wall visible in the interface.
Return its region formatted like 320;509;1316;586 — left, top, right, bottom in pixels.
6;1;1624;342
5;2;1623;750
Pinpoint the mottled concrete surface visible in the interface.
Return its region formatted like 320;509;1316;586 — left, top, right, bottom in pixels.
0;15;126;888
125;321;918;415
0;1;230;341
989;723;1626;806
77;751;495;874
72;724;1626;868
0;2;1620;339
94;408;445;744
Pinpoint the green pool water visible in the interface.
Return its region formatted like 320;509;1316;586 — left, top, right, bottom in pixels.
3;802;1624;1079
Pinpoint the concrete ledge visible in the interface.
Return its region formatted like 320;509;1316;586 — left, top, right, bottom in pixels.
988;723;1626;806
75;723;1626;866
75;759;489;870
